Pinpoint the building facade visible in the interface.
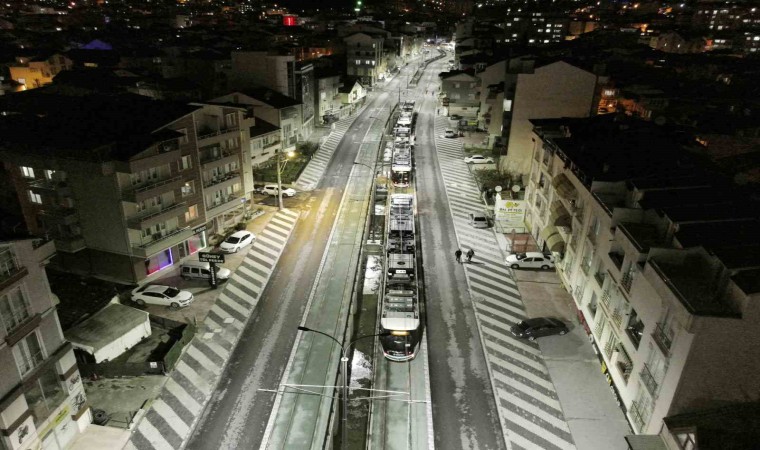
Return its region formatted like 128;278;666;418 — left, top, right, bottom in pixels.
344;32;385;86
0;238;90;450
0;93;253;284
524;116;760;437
9;54;72;90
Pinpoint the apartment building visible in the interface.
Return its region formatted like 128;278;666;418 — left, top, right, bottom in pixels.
439;70;480;119
8;53;72;90
249;118;282;167
0;237;90;450
524;115;760;437
0;91;253;284
213;89;304;154
315;69;343;124
344;32;386;86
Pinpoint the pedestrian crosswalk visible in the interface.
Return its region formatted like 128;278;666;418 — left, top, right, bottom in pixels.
433;117;577;450
125;209;301;450
295;109;365;191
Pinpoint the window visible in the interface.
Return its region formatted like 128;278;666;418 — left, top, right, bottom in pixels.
21;166;35;178
355;59;361;65
28;191;42;204
25;368;66;426
185;204;198;222
0;287;31;334
181;181;195;197
13;331;44;376
225;113;237;128
44;170;55;180
180;155;192;171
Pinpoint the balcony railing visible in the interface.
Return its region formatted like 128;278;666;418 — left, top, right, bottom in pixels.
18;350;45;376
611;309;624;328
206;192;244;215
639;363;660;398
652;322;673;356
263;140;281;149
594;271;606;287
622;272;634;292
204;170;240;189
601;289;612;309
628;400;647;432
127;202;187;228
197;126;240;141
122;175;183;201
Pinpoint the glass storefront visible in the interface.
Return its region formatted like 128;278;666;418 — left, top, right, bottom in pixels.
145;248;173;275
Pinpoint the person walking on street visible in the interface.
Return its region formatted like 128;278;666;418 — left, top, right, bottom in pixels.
466;248;475;262
455;249;462;263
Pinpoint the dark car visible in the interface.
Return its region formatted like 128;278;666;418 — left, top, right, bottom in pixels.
510;318;568;340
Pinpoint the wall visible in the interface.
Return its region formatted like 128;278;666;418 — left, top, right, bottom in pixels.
506;61;596;175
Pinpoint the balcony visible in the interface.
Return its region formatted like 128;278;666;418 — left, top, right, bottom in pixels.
197;126;240;147
55;235;86;253
622;272;634;292
127;202;188;229
201;150;238;170
639;363;660;398
29;179;71;197
203;171;240;190
118;148;181;174
32;237;57;263
628;400;647;432
121;175;184;203
263;140;281;150
131;226;194;259
206;193;245;216
608;252;625;271
0;247;27;291
594;270;606;287
652;322;673;356
38;207;78;226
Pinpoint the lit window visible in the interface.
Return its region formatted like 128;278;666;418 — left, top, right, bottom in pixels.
0;287;31;334
185;204;198;222
181;181;195;197
28;191;42;204
44;170;55;180
20;166;35;178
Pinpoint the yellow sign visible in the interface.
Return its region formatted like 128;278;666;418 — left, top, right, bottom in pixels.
37;405;70;439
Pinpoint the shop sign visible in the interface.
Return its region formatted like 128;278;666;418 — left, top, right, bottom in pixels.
193;225;207;234
495;197;526;230
198;252;224;264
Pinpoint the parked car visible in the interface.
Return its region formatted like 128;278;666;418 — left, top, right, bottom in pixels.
444;129;457;138
468;211;489;228
219;230;255;253
510;318;568;340
180;260;231;281
262;184;297;197
464;155;494;164
131;285;194;308
505;252;555;269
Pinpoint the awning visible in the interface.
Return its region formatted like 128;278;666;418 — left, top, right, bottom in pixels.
550;201;572;228
553;172;577;200
540;225;566;253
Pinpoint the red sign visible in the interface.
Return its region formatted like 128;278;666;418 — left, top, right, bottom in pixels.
283;15;297;26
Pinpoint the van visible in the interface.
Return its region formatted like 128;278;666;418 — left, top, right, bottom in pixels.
468;211;489;228
180;260;231;281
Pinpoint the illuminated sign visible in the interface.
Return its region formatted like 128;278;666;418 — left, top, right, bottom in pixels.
283;15;296;26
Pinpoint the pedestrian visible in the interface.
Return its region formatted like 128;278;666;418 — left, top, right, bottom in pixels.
466;248;475;262
455;249;462;263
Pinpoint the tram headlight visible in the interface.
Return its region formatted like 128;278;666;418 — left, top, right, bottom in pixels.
391;330;410;336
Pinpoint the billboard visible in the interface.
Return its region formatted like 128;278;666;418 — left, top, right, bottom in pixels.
494;196;526;231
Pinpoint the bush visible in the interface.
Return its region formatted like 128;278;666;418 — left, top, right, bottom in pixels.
235;222;247;230
252;156;308;184
297;141;319;159
472;169;515;192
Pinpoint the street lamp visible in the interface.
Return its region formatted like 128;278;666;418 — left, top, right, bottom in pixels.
297;326;390;450
276;149;295;211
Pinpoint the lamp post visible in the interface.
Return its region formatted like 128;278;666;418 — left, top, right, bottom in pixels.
276;149;295;211
297;326;390;450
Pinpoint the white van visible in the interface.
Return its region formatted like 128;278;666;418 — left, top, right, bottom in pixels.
180;260;231;281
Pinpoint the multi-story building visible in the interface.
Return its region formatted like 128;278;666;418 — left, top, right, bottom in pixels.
213;89;304;154
0;91;253;284
524;115;760;437
8;53;72;90
0;237;90;450
475;57;600;175
344;32;386;86
315;69;343;124
439;70;480;120
249;118;282;167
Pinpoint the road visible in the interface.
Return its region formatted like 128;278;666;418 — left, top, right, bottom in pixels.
413;56;507;449
185;80;403;449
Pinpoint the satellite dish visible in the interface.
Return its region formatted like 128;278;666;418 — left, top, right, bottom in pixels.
494;185;503;192
511;185;521;193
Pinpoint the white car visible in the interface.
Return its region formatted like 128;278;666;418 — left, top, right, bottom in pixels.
219;230;255;253
131;285;194;308
262;184;297;197
444;129;457;138
464;155;494;164
506;252;555;270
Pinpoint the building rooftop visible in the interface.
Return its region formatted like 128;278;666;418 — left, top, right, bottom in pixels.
663;402;760;450
0;90;200;162
244;87;300;109
249;118;279;137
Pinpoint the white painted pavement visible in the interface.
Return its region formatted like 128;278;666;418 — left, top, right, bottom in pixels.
125;209;301;450
433;117;577;450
